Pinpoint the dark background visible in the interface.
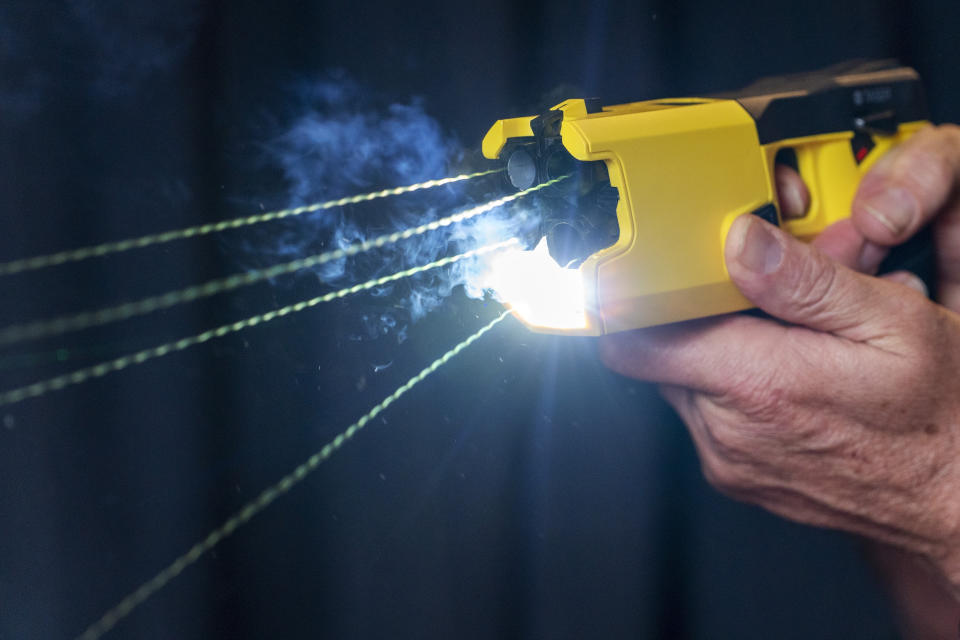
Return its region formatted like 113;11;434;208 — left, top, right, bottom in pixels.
1;1;959;638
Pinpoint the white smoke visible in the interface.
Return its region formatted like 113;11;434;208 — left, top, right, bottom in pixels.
231;73;541;341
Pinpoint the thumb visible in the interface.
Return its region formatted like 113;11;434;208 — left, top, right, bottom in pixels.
725;215;893;338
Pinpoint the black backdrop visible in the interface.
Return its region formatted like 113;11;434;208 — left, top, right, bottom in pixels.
2;1;959;638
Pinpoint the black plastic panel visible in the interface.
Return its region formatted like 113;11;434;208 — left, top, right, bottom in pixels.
715;61;929;144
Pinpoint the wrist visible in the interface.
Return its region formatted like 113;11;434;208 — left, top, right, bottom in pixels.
936;546;960;601
923;417;960;602
920;498;960;603
867;541;960;638
935;454;960;600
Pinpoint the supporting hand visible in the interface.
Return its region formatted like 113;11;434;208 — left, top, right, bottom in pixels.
600;126;960;637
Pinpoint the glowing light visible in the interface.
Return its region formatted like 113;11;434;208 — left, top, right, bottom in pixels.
482;238;586;330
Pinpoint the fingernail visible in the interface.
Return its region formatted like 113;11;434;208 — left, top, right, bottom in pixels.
905;274;929;297
730;216;783;275
887;271;929;297
779;180;806;219
860;186;917;237
856;241;889;273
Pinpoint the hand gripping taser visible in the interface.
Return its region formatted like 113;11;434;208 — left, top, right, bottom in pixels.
482;61;932;335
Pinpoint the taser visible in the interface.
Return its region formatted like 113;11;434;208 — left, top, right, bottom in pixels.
481;61;931;335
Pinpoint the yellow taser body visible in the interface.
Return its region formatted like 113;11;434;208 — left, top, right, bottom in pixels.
482;63;929;335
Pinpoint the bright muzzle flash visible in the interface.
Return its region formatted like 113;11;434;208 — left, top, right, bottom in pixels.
482;238;587;330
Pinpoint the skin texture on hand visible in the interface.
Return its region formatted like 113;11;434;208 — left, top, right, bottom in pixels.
599;125;960;637
851;125;960;310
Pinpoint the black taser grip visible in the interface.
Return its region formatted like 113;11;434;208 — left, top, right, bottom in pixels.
876;224;938;294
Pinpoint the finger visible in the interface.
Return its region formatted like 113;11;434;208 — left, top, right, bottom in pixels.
774;165;886;272
934;197;960;312
725;214;899;340
599;314;785;393
880;270;929;297
657;385;737;484
775;164;810;220
852;124;960;246
811;218;888;274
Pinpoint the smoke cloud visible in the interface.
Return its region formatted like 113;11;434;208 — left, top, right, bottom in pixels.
233;73;540;341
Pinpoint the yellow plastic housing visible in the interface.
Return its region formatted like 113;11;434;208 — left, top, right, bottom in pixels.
482;97;927;335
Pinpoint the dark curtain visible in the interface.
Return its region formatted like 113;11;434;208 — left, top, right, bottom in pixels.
1;1;958;638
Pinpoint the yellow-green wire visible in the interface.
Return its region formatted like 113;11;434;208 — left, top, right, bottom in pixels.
0;239;517;407
0;176;564;347
76;310;512;640
0;169;502;277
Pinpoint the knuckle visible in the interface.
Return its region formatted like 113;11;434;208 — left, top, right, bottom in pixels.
894;298;948;357
699;394;783;463
886;286;928;326
891;123;960;198
706;420;752;462
700;456;748;492
712;351;797;426
720;367;825;446
935;122;960;146
735;374;794;426
898;147;954;201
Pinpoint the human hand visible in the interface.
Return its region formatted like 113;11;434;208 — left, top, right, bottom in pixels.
780;124;960;636
776;125;960;309
599;130;960;605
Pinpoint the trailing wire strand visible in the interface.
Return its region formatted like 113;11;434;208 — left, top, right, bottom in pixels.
0;239;518;407
0;176;564;347
0;169;502;276
75;310;512;640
